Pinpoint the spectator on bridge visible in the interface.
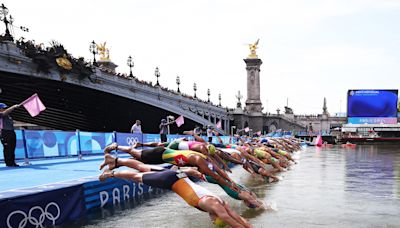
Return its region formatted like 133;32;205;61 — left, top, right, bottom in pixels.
207;125;213;143
130;120;142;134
0;103;20;167
159;118;174;142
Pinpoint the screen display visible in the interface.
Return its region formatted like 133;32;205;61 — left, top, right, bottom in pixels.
347;90;398;117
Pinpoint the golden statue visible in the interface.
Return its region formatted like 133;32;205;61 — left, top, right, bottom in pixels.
248;39;260;59
96;42;110;61
56;54;72;70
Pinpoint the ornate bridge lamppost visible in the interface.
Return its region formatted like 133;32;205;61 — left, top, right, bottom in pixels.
127;55;134;78
218;94;222;106
236;90;243;108
155;67;160;86
176;76;181;93
0;4;13;41
193;83;197;99
89;40;98;66
207;89;211;103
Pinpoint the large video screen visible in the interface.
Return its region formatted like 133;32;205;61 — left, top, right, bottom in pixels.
347;90;398;124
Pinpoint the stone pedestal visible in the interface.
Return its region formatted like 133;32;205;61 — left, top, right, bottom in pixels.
98;60;118;74
247;112;264;133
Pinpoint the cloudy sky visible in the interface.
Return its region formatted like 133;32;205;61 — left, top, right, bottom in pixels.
4;0;400;114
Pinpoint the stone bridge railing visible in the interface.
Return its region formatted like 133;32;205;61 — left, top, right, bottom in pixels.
0;41;230;134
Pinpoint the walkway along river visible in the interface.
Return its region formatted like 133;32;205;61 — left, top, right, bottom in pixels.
81;145;400;228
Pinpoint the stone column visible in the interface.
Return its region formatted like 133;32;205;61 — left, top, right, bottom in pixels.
244;58;263;113
244;58;264;132
226;119;230;135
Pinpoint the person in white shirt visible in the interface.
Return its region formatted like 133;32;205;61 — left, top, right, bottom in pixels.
130;120;142;134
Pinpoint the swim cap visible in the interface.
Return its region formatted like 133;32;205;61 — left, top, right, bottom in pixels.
0;103;8;109
214;217;227;227
208;144;216;155
260;138;268;143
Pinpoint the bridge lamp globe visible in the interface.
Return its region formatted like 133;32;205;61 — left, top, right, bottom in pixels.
127;56;134;78
155;67;160;86
176;76;181;93
0;4;9;17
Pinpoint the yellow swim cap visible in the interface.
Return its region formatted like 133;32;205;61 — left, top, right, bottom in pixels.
214;217;227;227
208;144;216;155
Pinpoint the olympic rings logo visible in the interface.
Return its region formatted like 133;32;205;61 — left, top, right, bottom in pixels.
126;137;139;146
6;202;60;228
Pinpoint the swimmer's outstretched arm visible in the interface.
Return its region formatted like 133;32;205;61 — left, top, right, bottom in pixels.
199;197;251;228
223;202;253;228
213;131;223;144
217;150;243;164
210;153;232;173
184;131;207;143
191;156;239;192
240;148;265;168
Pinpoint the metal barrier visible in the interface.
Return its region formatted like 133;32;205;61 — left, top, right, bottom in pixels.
0;130;233;161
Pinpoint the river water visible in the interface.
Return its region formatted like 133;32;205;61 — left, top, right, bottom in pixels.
83;145;400;228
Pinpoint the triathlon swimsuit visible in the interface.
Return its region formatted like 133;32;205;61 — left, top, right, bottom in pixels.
202;175;244;200
248;160;262;174
273;148;288;156
162;148;207;166
140;147;207;166
141;147;166;164
254;148;268;159
142;169;221;210
211;143;226;148
177;141;204;150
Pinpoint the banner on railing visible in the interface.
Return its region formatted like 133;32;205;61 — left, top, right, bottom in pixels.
116;132;143;147
24;130;78;158
79;131;114;155
143;134;161;143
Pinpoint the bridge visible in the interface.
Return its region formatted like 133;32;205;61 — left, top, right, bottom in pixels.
0;41;230;134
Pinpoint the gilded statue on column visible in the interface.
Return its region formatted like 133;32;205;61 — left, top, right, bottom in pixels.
97;42;110;61
248;39;259;59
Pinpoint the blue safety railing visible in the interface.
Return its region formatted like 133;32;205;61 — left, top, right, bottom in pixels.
295;131;332;136
0;130;235;161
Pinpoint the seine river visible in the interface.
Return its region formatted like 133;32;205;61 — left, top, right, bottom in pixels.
82;145;400;228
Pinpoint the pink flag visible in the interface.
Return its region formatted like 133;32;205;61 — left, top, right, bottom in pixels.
216;120;222;129
21;93;46;117
175;115;184;127
316;135;323;147
257;131;262;136
244;127;250;132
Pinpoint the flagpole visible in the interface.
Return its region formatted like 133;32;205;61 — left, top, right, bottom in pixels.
20;93;38;105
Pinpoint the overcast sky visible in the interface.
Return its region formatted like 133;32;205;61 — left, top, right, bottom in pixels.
4;0;400;115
